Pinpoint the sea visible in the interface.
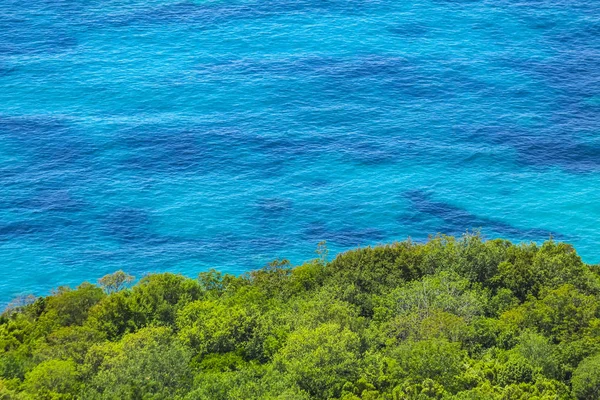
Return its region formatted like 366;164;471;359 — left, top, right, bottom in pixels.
1;0;599;303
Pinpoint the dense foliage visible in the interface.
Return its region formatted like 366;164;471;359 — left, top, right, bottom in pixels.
2;235;600;399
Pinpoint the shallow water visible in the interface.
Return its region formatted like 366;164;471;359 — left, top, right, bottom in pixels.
1;0;599;302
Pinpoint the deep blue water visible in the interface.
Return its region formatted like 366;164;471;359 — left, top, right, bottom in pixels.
1;0;599;303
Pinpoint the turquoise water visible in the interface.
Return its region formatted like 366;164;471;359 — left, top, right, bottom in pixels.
1;0;599;302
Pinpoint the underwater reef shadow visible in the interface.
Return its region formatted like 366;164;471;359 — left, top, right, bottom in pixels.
399;190;562;241
302;221;386;248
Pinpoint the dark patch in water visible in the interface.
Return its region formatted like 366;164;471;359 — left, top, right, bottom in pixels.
19;189;87;213
0;63;16;77
154;120;413;171
303;221;386;247
0;117;97;247
208;233;288;253
101;208;159;244
462;125;600;173
250;132;402;166
104;0;373;28
309;179;330;188
0;17;77;56
500;48;600;142
255;198;293;215
118;126;295;178
0;116;96;163
250;198;294;233
196;54;399;78
195;55;490;102
121;130;208;174
0;116;101;196
388;23;429;37
0;115;64;134
0;221;45;239
515;138;600;173
0;216;89;242
401;190;560;240
515;56;600;98
337;139;400;165
526;18;558;30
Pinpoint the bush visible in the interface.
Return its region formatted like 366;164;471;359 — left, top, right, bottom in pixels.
572;353;600;399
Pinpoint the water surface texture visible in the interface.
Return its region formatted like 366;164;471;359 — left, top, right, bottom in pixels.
1;0;599;302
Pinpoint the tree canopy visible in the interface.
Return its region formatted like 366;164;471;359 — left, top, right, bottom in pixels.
1;234;600;399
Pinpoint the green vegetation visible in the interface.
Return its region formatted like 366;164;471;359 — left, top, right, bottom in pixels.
2;234;600;399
